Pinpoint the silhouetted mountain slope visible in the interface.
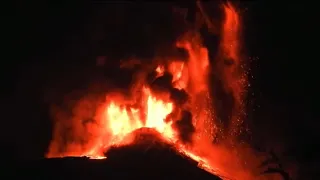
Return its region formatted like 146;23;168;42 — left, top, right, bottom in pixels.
9;129;221;180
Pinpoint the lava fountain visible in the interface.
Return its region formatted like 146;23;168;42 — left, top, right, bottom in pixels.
46;2;259;180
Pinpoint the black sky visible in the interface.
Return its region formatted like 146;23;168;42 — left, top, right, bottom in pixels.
2;1;319;170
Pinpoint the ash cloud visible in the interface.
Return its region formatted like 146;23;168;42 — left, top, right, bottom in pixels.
170;88;189;106
150;72;174;92
148;70;195;144
169;88;195;144
173;110;195;143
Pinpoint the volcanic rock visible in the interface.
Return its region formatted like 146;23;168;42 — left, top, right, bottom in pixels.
9;128;221;180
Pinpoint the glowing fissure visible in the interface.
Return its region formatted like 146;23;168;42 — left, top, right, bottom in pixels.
47;2;253;180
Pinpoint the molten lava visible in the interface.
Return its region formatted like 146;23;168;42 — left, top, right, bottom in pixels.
46;2;259;180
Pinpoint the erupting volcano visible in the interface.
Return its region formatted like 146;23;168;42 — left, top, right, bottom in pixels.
46;2;257;179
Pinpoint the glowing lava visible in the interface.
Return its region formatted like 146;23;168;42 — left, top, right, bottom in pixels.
47;2;255;180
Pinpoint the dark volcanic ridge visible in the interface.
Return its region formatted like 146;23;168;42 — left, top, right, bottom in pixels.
10;128;221;180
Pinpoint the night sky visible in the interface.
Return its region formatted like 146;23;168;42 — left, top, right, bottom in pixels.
2;0;319;174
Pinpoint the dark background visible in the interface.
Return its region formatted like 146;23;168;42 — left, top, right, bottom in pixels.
2;1;319;177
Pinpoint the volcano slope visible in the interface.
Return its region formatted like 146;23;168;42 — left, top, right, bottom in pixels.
9;128;221;180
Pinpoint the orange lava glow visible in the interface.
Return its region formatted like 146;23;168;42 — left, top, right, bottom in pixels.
46;2;265;180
